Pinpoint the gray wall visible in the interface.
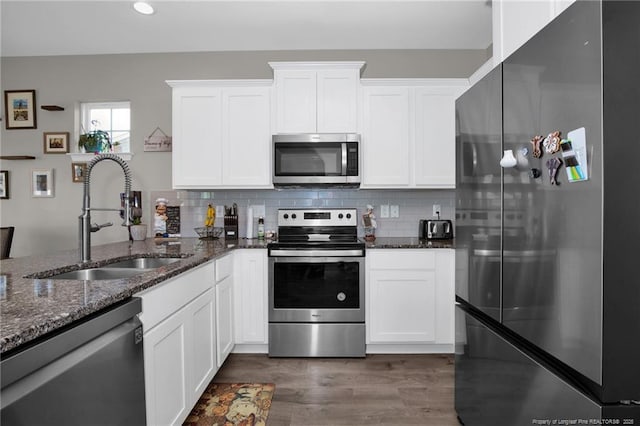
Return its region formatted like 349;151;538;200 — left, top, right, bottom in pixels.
1;49;487;258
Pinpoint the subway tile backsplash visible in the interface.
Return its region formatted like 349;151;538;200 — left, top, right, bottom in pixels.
151;189;455;239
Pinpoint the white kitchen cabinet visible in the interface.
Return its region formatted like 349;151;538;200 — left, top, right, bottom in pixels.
215;254;234;366
232;249;268;352
360;80;467;189
270;61;364;133
361;85;411;186
167;80;272;189
136;262;217;426
366;249;455;353
492;0;576;63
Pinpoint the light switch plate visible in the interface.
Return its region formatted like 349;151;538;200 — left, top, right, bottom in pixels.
390;205;399;218
216;205;225;218
380;204;390;218
433;204;441;217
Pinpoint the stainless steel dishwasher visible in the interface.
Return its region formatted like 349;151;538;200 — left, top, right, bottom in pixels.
1;297;146;425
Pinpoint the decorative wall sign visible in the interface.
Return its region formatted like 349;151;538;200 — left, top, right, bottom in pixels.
144;127;172;152
71;162;87;183
0;170;9;199
43;132;69;154
32;169;54;197
4;90;37;129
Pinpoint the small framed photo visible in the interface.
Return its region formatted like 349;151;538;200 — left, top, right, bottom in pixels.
0;170;9;199
71;162;87;183
43;132;70;154
32;169;54;198
4;90;37;130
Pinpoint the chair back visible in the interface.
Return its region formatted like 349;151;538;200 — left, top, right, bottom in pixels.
1;226;15;259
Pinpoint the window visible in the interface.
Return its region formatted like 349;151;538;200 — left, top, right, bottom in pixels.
80;101;131;152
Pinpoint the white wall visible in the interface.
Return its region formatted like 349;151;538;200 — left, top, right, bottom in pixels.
0;49;487;257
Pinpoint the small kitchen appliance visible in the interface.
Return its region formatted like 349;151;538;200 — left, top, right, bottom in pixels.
272;133;360;187
419;219;453;240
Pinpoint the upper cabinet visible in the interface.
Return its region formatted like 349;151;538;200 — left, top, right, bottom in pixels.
493;0;576;63
360;79;468;189
270;62;364;133
167;80;272;189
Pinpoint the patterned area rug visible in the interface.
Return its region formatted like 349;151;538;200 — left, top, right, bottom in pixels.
183;383;275;426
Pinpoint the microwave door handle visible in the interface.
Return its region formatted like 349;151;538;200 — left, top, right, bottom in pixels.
341;143;348;175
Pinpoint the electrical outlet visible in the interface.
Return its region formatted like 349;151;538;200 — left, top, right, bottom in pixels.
390;205;399;218
433;204;441;217
216;205;225;218
380;204;390;218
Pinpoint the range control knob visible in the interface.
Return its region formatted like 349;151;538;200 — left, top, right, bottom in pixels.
346;213;352;219
337;292;347;302
291;213;297;219
338;213;344;219
283;213;289;219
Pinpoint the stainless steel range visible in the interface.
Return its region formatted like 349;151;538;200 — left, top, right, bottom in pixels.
268;208;365;357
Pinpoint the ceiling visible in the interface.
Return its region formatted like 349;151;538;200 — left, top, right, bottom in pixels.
1;1;493;58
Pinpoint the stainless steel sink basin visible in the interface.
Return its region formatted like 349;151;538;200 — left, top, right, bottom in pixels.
103;257;180;269
28;255;189;280
48;268;148;280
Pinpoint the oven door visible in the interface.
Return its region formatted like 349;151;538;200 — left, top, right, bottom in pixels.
269;255;365;323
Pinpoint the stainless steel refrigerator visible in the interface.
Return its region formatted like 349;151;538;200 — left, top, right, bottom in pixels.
454;1;640;424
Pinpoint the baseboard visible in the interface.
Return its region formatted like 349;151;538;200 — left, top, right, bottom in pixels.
231;344;268;354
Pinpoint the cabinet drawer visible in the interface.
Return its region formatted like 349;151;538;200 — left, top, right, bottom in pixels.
367;250;436;270
215;254;233;283
136;261;214;331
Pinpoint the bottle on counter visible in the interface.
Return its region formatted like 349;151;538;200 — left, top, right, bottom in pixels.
257;217;265;240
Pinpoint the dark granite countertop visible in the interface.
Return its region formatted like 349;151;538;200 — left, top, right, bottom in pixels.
364;237;455;249
0;236;450;354
0;237;268;354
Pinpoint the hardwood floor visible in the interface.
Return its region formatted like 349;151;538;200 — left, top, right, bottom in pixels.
213;354;459;426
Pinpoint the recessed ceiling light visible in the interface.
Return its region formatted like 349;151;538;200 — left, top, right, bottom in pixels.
133;1;154;15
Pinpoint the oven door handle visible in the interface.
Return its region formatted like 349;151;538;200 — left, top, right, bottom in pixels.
269;249;364;257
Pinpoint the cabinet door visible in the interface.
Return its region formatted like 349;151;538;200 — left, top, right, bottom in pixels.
172;87;222;187
317;69;359;132
361;86;411;187
216;275;234;366
435;250;455;345
274;70;317;133
143;309;189;426
233;250;268;344
368;269;437;343
222;86;272;187
188;289;217;402
414;87;458;188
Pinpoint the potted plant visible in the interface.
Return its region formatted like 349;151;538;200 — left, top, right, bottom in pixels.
78;120;112;153
129;216;147;241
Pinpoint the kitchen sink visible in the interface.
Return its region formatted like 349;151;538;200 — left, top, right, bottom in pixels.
102;257;180;269
47;268;148;280
27;255;189;280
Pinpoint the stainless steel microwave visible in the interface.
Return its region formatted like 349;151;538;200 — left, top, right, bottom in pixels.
273;133;360;187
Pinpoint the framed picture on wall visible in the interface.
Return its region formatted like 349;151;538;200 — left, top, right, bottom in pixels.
32;169;54;198
4;90;37;129
0;170;9;199
43;132;69;154
71;162;87;183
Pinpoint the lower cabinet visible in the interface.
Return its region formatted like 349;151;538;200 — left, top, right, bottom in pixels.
136;262;217;426
233;249;268;351
366;249;455;353
215;254;234;366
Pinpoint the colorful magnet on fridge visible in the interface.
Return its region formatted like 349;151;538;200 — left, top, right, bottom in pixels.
543;131;562;154
530;135;544;158
529;168;542;179
546;157;563;185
